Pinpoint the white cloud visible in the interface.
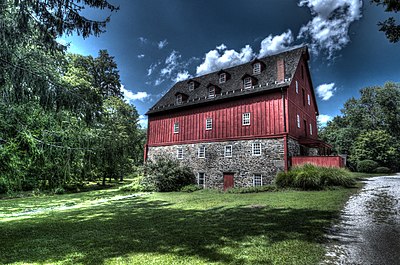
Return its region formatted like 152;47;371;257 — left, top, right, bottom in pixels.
196;45;254;76
160;50;181;76
216;44;227;51
138;37;148;44
147;62;160;76
121;86;150;102
174;71;192;82
138;115;148;128
137;54;145;59
316;83;336;100
318;114;333;126
298;0;363;58
258;30;294;58
158;39;168;49
154;78;164;86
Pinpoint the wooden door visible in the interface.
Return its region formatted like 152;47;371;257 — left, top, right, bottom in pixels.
223;173;234;191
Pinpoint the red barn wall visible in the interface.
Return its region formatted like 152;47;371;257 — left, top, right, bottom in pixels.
147;91;285;146
291;156;345;168
286;56;318;139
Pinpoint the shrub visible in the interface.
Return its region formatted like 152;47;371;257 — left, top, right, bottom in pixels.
226;185;277;194
143;157;195;192
54;187;65;195
0;178;8;194
357;160;379;173
119;175;145;192
275;164;355;190
375;167;391;174
180;184;202;192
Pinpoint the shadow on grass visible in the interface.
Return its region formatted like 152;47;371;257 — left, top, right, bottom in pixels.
0;196;337;264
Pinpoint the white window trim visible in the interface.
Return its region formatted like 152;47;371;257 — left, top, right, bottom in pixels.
208;87;215;98
177;147;183;159
252;143;261;156
189;82;195;91
307;94;311;105
296;114;300;128
224;145;233;157
198;146;206;158
206;118;212;130
242;112;250;126
197;172;205;188
174;122;179;134
176;94;183;105
219;73;226;84
244;77;252;89
310;123;313;135
253;63;261;75
253;174;263;187
295;80;299;94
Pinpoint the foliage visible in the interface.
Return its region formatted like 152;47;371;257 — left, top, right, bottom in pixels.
357;160;379;173
0;186;357;264
119;176;145;192
351;130;399;168
143;157;195;192
180;184;203;192
320;83;400;171
0;1;145;193
375;166;392;174
275;164;355;190
372;0;400;42
226;185;278;193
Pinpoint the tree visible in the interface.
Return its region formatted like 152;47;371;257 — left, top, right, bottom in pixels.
351;130;400;169
372;0;400;42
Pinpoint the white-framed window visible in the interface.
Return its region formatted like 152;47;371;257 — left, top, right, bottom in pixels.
253;62;261;75
176;94;183;105
177;147;183;159
198;172;205;187
295;80;299;94
242;112;250;126
219;73;226;84
307;94;311;105
174;122;179;133
198;146;205;158
244;77;252;89
310;123;313;135
206;118;212;130
253;174;262;186
224;145;232;157
252;143;261;156
189;82;195;91
296;114;300;128
208;87;215;98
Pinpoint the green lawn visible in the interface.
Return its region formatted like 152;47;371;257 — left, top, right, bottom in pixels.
0;187;356;265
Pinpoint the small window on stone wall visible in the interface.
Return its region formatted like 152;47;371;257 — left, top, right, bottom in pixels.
177;147;183;159
252;143;261;156
198;172;205;188
224;145;232;157
253;174;262;186
198;146;206;158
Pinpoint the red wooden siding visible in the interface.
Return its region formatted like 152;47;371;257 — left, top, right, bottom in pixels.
147;91;285;145
291;156;345;168
286;56;318;140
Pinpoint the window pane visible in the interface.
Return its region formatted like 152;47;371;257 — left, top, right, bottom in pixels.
242;112;250;125
254;175;262;186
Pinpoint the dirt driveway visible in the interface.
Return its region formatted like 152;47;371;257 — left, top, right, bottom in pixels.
322;174;400;265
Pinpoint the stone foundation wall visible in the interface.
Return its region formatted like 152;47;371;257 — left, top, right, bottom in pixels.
148;138;285;189
287;137;300;157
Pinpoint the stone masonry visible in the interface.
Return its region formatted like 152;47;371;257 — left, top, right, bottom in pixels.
147;138;285;189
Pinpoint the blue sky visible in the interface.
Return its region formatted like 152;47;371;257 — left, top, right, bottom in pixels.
61;0;400;128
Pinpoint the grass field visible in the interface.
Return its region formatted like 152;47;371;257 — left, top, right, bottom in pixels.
0;186;357;265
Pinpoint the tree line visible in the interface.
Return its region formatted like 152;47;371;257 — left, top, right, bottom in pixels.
319;82;400;171
0;0;145;194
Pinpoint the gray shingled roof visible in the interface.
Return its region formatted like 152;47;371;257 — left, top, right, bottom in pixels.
147;46;309;115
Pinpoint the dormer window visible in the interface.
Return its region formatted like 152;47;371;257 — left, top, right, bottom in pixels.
188;82;195;91
219;73;226;84
176;94;183;105
208;86;216;98
253;63;261;75
244;77;252;89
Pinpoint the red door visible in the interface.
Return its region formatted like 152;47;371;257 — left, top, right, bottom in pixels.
223;173;234;191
